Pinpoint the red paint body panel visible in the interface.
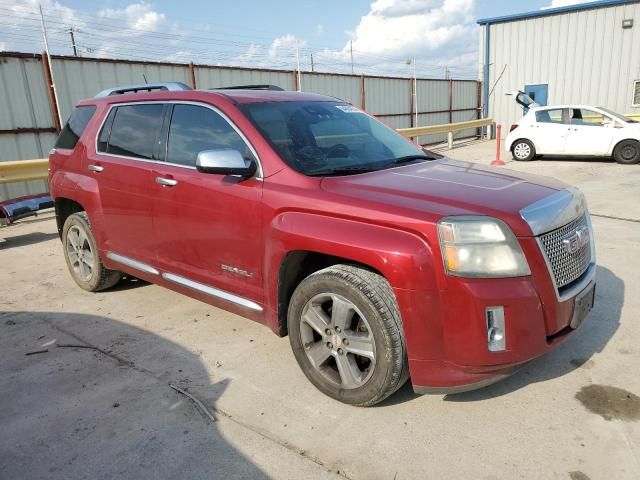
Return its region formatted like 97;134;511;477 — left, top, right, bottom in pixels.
49;89;593;393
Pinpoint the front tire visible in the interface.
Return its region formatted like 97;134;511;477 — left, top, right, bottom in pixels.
62;212;121;292
613;140;640;164
511;139;536;161
288;265;408;407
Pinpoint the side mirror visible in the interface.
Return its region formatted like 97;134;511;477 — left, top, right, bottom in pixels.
196;149;257;178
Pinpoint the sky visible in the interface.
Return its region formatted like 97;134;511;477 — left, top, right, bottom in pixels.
0;0;596;79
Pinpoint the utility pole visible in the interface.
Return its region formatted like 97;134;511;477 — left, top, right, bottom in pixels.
310;53;314;72
444;65;449;80
39;4;62;128
350;40;354;75
296;42;302;91
65;26;79;56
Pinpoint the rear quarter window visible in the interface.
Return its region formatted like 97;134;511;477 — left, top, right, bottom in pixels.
102;104;165;159
54;106;97;149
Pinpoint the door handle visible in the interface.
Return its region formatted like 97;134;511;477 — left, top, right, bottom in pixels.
155;176;178;187
88;164;104;172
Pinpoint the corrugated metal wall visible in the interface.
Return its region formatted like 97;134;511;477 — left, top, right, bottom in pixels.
0;55;54;200
0;52;481;201
481;1;640;135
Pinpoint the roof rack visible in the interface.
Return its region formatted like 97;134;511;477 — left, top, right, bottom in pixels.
95;82;192;98
210;84;285;91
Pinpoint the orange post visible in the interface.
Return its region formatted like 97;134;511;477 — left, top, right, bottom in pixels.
491;124;505;166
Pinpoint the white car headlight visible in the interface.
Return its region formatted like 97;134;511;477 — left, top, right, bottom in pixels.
437;216;531;278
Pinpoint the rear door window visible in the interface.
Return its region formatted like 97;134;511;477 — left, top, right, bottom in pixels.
166;104;254;167
570;109;605;126
104;104;165;159
55;106;97;149
535;109;564;124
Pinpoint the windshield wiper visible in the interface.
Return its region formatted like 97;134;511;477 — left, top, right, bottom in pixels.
307;166;379;177
392;154;439;165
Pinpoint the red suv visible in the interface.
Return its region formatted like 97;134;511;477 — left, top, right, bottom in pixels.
49;83;596;406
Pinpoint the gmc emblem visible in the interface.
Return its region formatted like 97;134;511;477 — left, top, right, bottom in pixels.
563;225;590;254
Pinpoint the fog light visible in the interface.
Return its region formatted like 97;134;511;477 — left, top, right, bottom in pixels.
486;307;506;352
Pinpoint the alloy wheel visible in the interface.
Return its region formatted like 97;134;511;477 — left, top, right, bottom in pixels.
299;293;376;389
66;225;94;282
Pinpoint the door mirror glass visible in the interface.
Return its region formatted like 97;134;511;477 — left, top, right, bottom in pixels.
196;149;257;178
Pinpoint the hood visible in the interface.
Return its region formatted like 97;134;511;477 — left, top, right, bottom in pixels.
320;159;569;236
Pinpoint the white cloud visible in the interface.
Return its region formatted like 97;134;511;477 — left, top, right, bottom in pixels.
334;0;478;76
0;0;480;79
0;42;6;51
98;2;166;32
542;0;593;9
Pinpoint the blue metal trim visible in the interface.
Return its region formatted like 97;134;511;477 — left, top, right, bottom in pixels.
483;24;490;120
477;0;640;25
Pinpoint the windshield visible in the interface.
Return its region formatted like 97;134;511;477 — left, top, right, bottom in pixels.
238;101;431;176
597;107;631;123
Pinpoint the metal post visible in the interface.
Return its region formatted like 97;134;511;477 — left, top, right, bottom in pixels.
296;42;302;92
310;53;314;73
413;58;418;144
360;74;366;111
491;124;505;166
39;5;63;130
188;62;196;89
350;40;354;75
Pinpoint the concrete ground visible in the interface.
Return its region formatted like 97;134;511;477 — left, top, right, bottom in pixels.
1;141;639;480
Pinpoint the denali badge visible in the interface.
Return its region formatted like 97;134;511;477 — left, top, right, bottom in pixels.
562;225;590;254
221;264;254;278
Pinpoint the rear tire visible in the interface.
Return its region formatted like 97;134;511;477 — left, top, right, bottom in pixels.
613;140;640;164
62;212;121;292
511;139;536;161
288;265;408;407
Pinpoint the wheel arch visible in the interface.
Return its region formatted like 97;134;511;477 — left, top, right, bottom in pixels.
54;197;85;238
612;137;640;153
264;211;439;336
276;250;385;336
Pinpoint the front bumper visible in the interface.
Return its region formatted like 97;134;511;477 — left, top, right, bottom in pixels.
396;270;595;394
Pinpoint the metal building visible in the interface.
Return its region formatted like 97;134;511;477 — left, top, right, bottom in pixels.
478;0;640;133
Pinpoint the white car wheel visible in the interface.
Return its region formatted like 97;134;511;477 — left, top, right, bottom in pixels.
512;140;535;161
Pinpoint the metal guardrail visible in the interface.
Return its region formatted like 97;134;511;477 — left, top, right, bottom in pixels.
0;159;48;185
0;112;638;183
397;118;493;149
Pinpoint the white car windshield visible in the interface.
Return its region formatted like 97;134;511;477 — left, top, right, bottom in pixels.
598;107;631;123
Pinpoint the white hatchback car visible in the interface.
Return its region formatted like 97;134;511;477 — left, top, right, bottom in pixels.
505;92;640;164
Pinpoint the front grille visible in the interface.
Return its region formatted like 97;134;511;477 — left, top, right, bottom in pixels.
538;214;592;289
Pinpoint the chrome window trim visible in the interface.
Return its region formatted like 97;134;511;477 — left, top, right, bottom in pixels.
106;252;159;276
94;99;264;178
162;272;263;312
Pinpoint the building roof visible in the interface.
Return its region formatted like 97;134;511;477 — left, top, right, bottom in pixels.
477;0;640;25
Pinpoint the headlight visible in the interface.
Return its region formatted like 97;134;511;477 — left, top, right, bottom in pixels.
437;216;531;278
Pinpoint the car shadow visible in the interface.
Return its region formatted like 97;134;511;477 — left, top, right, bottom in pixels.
0;231;59;249
535;155;616;163
0;311;271;479
444;266;622;402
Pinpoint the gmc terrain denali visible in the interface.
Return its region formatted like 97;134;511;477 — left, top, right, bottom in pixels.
49;82;596;406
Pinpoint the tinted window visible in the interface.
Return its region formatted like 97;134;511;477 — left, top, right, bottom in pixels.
55;106;97;149
97;108;116;152
107;104;164;159
570;108;605;126
166;104;253;167
239;101;423;176
536;109;564;124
